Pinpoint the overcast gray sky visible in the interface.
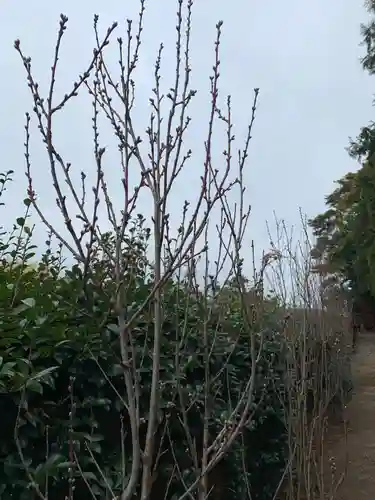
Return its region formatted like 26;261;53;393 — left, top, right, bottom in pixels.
0;0;373;275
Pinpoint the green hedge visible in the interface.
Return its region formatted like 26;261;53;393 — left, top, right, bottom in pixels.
0;257;289;500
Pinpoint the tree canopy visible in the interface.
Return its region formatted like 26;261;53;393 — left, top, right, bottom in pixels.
309;0;375;305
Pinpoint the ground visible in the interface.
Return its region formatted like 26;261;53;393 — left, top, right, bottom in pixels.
326;332;375;499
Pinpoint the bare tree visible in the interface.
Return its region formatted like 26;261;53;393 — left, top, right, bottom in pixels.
265;215;351;500
15;1;265;499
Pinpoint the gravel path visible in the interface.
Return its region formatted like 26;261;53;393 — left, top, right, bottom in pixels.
327;332;375;499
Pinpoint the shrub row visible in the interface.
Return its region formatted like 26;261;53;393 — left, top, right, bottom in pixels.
0;257;290;500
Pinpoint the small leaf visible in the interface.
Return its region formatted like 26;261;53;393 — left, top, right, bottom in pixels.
21;297;36;308
12;304;29;315
36;316;48;325
29;366;58;383
87;435;103;442
26;380;43;394
82;471;98;482
57;461;75;470
44;453;68;470
107;323;119;333
0;361;16;377
16;217;25;227
109;364;123;376
16;358;32;376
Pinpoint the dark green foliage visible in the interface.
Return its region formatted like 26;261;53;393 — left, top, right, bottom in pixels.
0;173;349;500
0;244;290;500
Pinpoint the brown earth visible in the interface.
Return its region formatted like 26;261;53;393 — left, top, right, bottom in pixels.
325;332;375;500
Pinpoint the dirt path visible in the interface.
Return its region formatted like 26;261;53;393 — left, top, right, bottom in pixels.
327;332;375;499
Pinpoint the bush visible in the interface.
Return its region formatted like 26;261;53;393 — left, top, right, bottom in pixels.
0;2;354;498
0;196;353;500
0;244;290;500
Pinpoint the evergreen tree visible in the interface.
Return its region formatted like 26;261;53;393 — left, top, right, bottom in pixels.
309;1;375;306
